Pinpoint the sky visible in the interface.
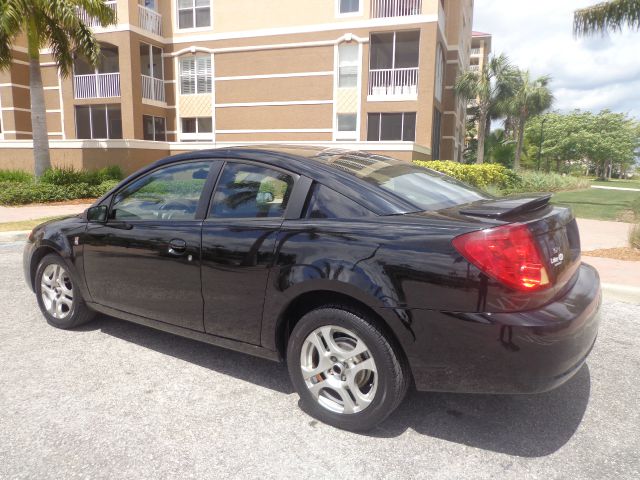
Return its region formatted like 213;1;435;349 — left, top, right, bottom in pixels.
473;0;640;120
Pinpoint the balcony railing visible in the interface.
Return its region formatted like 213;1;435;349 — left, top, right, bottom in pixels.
469;64;480;72
138;5;162;36
77;0;117;28
142;75;165;102
368;68;418;98
74;73;121;99
371;0;422;18
471;48;481;55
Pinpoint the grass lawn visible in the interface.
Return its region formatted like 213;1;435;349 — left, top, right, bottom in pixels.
552;188;640;222
0;216;63;232
591;178;640;190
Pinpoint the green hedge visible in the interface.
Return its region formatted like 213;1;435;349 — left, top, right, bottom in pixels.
0;169;33;183
413;160;590;194
40;166;123;186
0;180;118;206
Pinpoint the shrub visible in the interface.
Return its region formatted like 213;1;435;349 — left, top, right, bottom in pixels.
40;166;124;186
505;171;591;194
0;180;117;206
0;169;33;183
413;160;516;190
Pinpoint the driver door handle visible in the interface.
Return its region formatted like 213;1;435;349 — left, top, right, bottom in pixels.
168;239;187;256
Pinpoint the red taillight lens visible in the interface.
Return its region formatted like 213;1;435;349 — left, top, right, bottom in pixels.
452;223;550;292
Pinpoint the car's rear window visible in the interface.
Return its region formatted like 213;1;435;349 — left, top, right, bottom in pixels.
316;153;488;211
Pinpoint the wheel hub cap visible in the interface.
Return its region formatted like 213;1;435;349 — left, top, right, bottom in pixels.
300;325;378;415
40;264;74;320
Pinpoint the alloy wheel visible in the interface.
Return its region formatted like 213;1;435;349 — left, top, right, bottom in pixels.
40;264;74;320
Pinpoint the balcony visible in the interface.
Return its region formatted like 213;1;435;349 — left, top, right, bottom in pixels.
371;0;422;18
471;48;481;56
138;4;162;36
469;64;480;72
76;0;117;28
142;75;165;102
74;73;121;99
368;67;418;99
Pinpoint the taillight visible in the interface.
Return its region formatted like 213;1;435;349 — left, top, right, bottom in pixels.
452;223;550;292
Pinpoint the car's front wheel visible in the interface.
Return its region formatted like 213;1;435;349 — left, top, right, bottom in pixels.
287;307;408;431
35;254;95;329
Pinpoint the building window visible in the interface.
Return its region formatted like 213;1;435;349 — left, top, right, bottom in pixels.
179;56;212;95
181;117;213;141
432;109;442;159
368;31;420;98
75;105;122;139
336;113;357;141
143;115;166;141
367;112;416;141
140;43;165;102
338;0;360;15
338;43;359;88
435;44;444;102
178;0;211;29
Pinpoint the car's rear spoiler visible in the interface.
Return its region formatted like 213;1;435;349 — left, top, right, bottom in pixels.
459;194;552;219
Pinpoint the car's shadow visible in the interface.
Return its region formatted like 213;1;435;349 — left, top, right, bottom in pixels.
78;315;591;457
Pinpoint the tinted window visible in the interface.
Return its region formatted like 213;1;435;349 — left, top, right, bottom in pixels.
305;183;373;219
315;153;487;211
210;163;294;219
111;162;211;220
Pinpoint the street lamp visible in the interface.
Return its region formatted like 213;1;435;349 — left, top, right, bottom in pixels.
536;117;547;171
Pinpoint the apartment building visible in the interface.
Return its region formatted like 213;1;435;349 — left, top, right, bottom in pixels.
0;0;474;173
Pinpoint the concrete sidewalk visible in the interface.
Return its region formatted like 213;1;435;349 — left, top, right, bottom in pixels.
0;203;92;223
576;218;632;251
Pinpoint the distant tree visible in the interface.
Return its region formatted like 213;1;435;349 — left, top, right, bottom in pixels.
574;0;640;36
505;71;553;170
455;54;518;164
0;1;116;177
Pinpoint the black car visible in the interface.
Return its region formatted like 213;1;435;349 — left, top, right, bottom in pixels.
23;146;601;431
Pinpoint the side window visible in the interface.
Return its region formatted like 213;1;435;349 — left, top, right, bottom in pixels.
209;163;295;219
111;161;211;221
305;183;374;219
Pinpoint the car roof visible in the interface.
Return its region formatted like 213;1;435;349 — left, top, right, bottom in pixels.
146;145;418;215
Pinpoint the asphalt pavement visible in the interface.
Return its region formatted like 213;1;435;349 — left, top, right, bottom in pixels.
1;241;639;479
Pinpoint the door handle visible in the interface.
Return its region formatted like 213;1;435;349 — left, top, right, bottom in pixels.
168;239;187;256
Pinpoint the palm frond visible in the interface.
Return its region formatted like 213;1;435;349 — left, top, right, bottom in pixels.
574;0;640;36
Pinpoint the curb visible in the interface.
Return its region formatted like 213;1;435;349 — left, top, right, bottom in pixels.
0;230;29;243
601;283;640;305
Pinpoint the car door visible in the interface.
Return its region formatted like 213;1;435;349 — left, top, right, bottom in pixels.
82;160;220;331
201;160;298;344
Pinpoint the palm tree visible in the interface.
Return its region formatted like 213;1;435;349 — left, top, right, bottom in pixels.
506;71;553;170
455;54;518;164
574;0;640;35
0;1;116;178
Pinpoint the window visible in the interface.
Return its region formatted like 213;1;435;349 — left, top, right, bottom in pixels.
338;0;360;15
181;117;212;141
111;162;212;221
367;112;416;141
435;44;444;102
178;0;211;29
75;105;122;139
74;44;119;76
140;43;163;79
338;43;358;87
370;31;420;70
180;56;212;95
432;109;442;159
209;163;294;219
305;183;373;219
143;115;166;141
336;113;357;141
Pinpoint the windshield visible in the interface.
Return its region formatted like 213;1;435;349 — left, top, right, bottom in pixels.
315;152;489;211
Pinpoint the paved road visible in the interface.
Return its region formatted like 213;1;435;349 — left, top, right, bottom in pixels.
1;241;639;479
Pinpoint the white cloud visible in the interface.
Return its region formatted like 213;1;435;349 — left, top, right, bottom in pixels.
473;0;640;119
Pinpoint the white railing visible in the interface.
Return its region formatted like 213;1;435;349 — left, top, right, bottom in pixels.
142;75;165;102
77;1;117;28
74;73;121;99
469;64;480;72
471;48;481;55
138;5;162;36
368;68;418;98
371;0;422;18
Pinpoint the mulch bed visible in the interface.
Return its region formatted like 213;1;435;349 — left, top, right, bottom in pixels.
583;248;640;261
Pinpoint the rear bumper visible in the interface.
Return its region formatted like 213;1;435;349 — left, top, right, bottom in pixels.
407;263;601;394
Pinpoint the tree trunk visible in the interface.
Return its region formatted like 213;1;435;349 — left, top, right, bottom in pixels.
513;112;526;171
29;56;51;178
476;111;487;164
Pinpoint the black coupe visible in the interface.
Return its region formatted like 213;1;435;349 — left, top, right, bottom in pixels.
24;146;601;431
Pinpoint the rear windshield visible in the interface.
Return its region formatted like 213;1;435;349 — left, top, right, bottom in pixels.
318;153;488;211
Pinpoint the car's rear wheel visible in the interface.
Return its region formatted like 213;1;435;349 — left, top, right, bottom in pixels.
287;307;408;431
35;254;95;329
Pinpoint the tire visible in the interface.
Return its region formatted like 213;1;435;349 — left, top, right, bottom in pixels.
35;254;95;329
287;306;409;431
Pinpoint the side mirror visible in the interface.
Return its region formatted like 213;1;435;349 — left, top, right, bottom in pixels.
87;205;108;223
